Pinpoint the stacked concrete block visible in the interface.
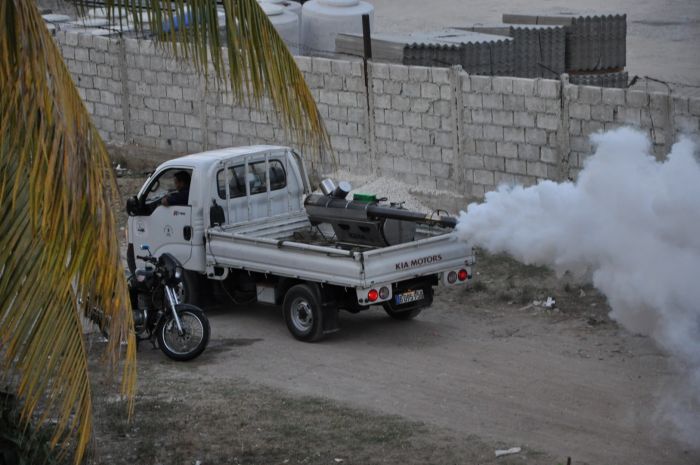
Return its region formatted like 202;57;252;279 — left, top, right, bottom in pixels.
461;75;561;193
53;32;699;200
370;62;456;190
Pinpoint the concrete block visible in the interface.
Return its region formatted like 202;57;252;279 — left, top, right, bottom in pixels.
402;82;421;98
476;140;497;156
540;147;557;164
389;63;409;81
503;95;525;111
393;126;412;142
601;87;625;106
470;75;492;92
591;105;614;122
464;124;483;139
465;93;483;109
497;142;518;158
582;120;604;135
493;76;514;94
472;109;492;124
512;78;535;96
440;85;452;100
493;110;514;126
537;79;560;98
339;91;359;107
391;95;411;112
168;112;185;126
431;162;451;178
525;97;546;112
375;94;391;110
411;159;431;176
672;96;689;115
536;113;559;131
319;90;339;105
484;156;505;171
329;105;348;120
483;124;504;141
331;135;350;151
526;128;547;145
545;98;560;115
514;111;535;128
504;127;525;143
460;74;471;92
375;124;392;139
65;31;79;47
505;159;527;175
410;98;431;113
404;112;422;128
626;90;649;108
421;82;440;99
563;84;578;100
411;129;433;143
518;143;540;161
579;86;603;105
325;75;344;91
495;172;516;185
617;107;641;125
421;114;440;130
431;67;451;84
474;170;495;185
409;66;430;82
527;161;548;178
433;101;451;116
384;80;402;95
483;94;504;110
570;103;591;120
463;154;485;169
312;57;332;74
689;98;700;116
404;143;422;158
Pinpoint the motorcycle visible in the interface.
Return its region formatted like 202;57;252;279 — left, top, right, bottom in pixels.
93;245;210;361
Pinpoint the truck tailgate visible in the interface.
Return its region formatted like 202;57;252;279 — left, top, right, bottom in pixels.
360;232;471;286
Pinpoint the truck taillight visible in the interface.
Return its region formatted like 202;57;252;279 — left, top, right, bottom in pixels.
368;289;379;302
379;286;390;300
447;271;457;284
458;269;469;281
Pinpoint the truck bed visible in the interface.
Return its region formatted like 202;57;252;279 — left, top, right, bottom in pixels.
206;212;473;288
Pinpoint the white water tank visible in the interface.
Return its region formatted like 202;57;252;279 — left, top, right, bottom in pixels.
301;0;373;55
258;0;302;18
259;2;300;55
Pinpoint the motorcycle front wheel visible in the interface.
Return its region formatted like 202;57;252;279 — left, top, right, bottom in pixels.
156;304;210;361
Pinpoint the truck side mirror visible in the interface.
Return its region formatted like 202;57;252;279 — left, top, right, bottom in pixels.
126;196;140;216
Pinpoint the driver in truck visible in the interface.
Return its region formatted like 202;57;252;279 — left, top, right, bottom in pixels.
161;170;190;207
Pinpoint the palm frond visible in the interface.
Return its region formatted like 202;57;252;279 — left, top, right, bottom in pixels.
0;1;136;463
100;0;330;158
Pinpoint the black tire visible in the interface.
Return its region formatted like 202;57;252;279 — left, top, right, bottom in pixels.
382;302;423;320
157;304;210;361
283;284;325;342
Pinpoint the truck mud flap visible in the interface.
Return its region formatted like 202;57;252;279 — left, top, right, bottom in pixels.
321;301;340;334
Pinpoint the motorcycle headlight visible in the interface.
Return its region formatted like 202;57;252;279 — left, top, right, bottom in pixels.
174;267;183;280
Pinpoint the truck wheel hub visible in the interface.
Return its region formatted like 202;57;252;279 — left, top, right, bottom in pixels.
291;299;313;331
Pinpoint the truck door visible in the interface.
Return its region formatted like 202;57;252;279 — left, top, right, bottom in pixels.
129;167;194;267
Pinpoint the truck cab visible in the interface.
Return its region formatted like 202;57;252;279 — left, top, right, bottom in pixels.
126;145;309;277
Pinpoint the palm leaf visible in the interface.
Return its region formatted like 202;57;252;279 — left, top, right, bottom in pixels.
105;0;331;159
0;1;136;463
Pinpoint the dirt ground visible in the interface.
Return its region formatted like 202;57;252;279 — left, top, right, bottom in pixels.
86;151;700;465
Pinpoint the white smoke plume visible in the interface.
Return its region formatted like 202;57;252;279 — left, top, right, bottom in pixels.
456;127;700;447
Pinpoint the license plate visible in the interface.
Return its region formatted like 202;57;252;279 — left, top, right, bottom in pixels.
395;289;424;305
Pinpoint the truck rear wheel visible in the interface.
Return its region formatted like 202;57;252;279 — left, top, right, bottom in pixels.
382;303;423;320
283;284;325;342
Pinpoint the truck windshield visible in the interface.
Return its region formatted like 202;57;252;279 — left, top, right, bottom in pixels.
216;160;286;199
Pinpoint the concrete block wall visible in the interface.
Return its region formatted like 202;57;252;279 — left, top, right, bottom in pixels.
54;31;700;199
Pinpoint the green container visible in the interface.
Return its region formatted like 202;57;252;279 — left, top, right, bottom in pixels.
352;193;376;203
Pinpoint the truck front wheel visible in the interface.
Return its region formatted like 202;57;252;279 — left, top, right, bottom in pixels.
283;284;325;342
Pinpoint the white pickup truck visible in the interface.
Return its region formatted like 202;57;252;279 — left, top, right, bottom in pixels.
125;145;474;341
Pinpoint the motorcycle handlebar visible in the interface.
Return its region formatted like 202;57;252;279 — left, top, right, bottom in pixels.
136;255;157;263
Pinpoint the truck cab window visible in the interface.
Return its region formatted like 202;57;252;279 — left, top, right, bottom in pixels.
217;160;286;199
144;168;193;208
